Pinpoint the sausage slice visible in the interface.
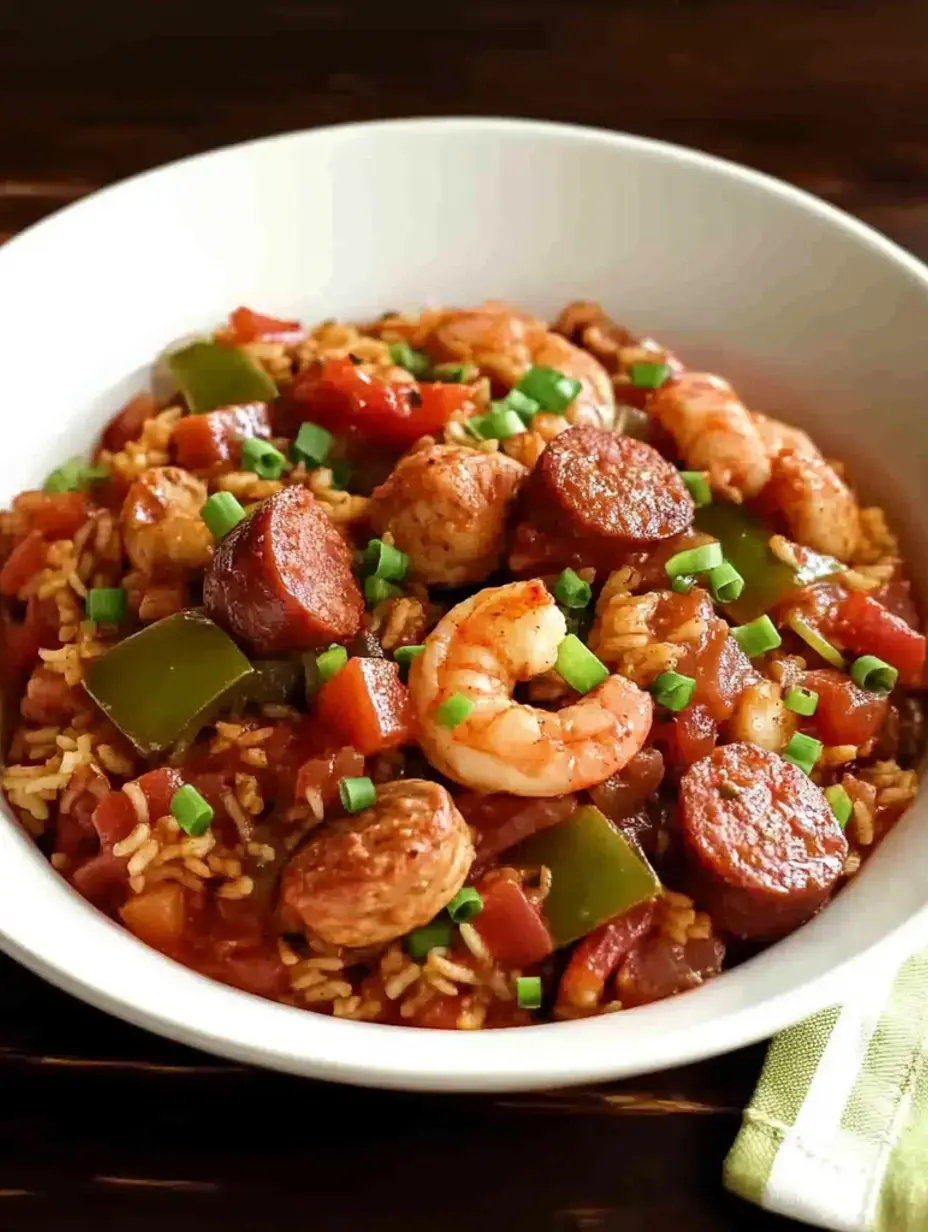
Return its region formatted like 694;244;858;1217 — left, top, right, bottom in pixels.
523;426;694;551
679;742;847;940
203;486;363;654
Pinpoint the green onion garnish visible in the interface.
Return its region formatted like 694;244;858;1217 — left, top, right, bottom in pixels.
555;634;610;694
364;575;402;607
316;644;348;683
785;611;845;669
707;561;745;605
202;491;246;541
499;388;542;423
291;421;333;467
554;568;592;610
171;784;214;837
338;776;376;814
447;887;484;923
389;340;431;378
783;732;823;776
680;471;712;508
665;542;723;580
516;366;581;414
784;686;819;716
85;587;127;625
435;693;474;730
329;458;352;490
516;975;543;1010
240;436;288;480
432;362;473;383
671;575;695;595
732;614;782;659
394;644;426;669
363;537;409;583
406;918;455;960
467;407;526;440
650;670;696;712
44;456;109;494
825;784;853;829
628;361;671;390
850;654;899;697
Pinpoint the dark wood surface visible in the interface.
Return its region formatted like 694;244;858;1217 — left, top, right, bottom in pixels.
2;1;928;1226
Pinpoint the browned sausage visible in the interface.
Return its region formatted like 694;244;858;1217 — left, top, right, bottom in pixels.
679;742;847;940
521;427;694;554
280;779;474;947
203;486;363;654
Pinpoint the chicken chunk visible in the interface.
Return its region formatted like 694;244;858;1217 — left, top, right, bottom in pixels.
121;466;213;575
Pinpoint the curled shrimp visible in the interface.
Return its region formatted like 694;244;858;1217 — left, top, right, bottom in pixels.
649;373;771;501
409;579;653;796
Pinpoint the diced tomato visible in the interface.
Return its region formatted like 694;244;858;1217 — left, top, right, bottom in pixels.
100;392;159;453
472;877;555;967
13;491;89;539
171;403;272;469
291;358;470;449
802;669;890;748
315;658;411;755
120;882;188;955
225;306;303;345
558;901;656;1009
0;531;46;596
55;764;110;860
458;792;577;878
295;746;365;805
71;852;131;910
617;934;725;1008
839;593;926;686
20;667;83;725
589;749;664;823
654;703;717;768
92;767;183;850
414;995;467;1030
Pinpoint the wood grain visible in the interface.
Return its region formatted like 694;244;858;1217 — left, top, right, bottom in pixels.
2;1;927;1227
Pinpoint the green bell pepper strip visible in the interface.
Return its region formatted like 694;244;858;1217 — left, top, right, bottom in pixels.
167;341;278;414
511;805;661;947
227;657;302;710
84;611;254;756
695;504;841;624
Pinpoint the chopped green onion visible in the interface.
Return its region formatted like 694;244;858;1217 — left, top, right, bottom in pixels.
498;388;542;422
516;975;543;1010
707;561;745;605
516;366;581;414
170;784;214;837
364;575;402;606
435;693;473;730
338;775;376;814
665;542;723;580
291;421;333;467
784;686;819;717
785;611;846;669
389;340;431;378
671;575;695;595
394;644;426;669
85;587;127;625
650;670;696;712
850;654;898;697
554;568;592;610
316;644;348;683
363;538;409;582
467;407;526;440
555;634;609;694
447;887;484;923
406;918;455;960
825;784;853;829
732;614;782;658
432;362;474;383
44;456;108;494
680;471;712;508
240;436;288;480
329;458;352;490
201;491;246;541
628;361;671;390
784;732;823;776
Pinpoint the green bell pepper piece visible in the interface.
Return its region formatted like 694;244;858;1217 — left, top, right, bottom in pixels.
84;611;254;756
167;340;278;414
232;658;302;708
512;805;661;948
695;503;841;624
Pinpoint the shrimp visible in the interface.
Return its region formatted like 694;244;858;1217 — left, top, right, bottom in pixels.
280;780;474;948
751;411;819;461
649;373;771;501
369;443;526;586
428;301;616;429
122;466;213;575
409;579;653;796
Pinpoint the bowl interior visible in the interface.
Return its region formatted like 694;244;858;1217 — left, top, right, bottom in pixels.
0;119;926;1090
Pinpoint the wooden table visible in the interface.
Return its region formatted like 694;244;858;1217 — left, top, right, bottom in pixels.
2;1;927;1226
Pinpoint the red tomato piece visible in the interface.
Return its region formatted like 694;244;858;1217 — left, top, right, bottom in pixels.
654;703;717;768
0;531;46;596
226;306;303;345
171;403;272;469
472;878;555;967
802;669;890;747
13;491;89;539
100;392;159;453
314;658;411;755
92;767;183;849
120;882;189;955
839;593;926;686
458;792;578;878
558;901;656;1010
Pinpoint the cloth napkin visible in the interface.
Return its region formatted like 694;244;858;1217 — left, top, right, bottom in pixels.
725;949;928;1231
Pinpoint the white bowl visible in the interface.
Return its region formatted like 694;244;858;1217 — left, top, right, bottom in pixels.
1;118;927;1091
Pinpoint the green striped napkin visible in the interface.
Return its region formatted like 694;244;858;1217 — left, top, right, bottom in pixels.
725;950;928;1231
